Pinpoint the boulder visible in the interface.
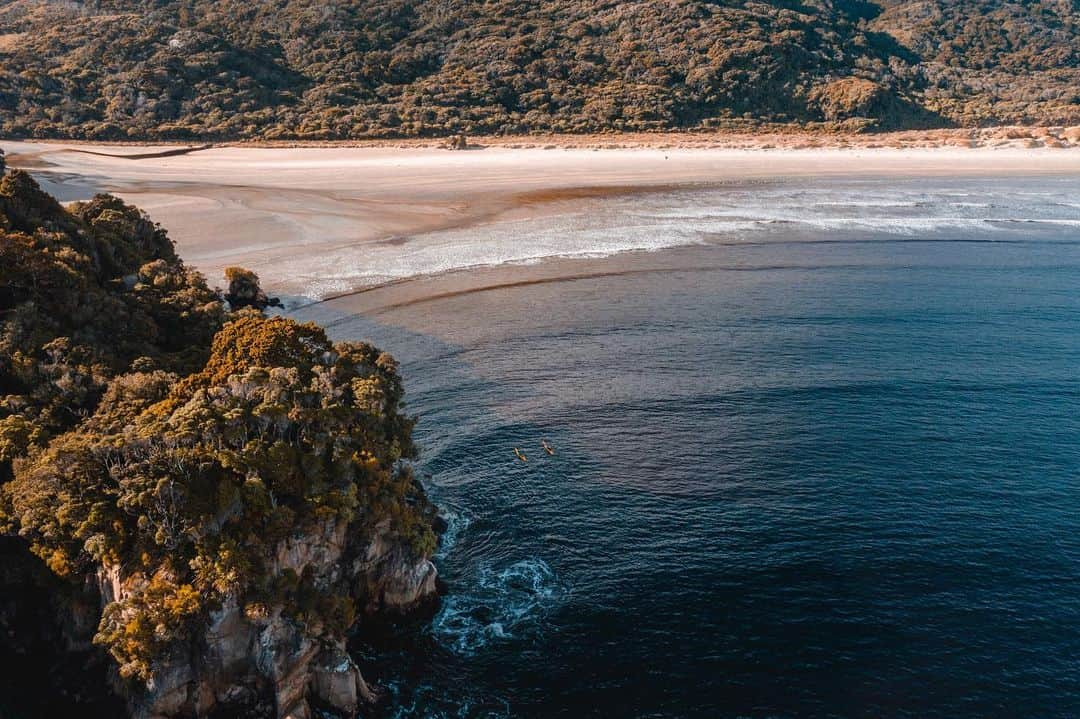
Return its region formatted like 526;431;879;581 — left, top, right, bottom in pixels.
310;647;362;714
224;266;281;310
445;134;468;150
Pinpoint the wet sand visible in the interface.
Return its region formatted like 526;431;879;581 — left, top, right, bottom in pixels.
4;139;1080;298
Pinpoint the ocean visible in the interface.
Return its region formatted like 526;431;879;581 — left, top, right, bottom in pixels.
291;174;1080;718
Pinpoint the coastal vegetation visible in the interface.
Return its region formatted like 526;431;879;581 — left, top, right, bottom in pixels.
0;0;1077;140
0;159;438;716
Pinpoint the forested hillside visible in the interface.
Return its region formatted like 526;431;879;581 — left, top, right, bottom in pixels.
0;0;1077;139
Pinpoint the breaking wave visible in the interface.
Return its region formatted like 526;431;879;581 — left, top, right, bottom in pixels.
296;178;1080;299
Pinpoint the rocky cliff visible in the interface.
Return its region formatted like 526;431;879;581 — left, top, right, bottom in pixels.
0;160;441;718
2;485;439;719
102;515;438;719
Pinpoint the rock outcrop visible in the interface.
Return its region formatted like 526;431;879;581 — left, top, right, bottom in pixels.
445;134;469;151
224;266;281;311
353;518;439;614
95;514;438;719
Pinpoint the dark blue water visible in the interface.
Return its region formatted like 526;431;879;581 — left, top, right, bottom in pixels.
298;176;1080;718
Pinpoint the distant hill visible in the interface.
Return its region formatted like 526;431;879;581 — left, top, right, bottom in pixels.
0;0;1077;140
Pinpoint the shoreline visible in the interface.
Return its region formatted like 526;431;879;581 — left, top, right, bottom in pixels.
4;138;1080;300
7;126;1080;151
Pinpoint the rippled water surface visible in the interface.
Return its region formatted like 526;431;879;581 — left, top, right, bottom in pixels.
296;175;1080;717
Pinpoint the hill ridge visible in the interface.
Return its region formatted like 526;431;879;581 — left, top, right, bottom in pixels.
0;0;1077;139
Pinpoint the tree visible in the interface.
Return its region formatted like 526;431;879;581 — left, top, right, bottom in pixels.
0;171;225;470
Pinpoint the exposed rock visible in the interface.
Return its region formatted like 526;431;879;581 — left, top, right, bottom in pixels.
98;514;439;718
283;702;311;719
353;519;439;614
309;646;371;714
445;134;469;150
224;266;281;310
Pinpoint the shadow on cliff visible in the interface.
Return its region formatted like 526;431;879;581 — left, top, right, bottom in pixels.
0;537;125;719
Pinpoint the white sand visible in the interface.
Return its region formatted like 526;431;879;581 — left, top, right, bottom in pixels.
4;140;1080;297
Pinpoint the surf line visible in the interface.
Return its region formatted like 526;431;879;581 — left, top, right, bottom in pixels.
305;261;879;321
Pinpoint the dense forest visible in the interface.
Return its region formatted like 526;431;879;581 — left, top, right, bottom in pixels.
0;155;439;717
0;0;1077;140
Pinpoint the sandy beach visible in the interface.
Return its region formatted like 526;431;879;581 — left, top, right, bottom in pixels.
4;136;1080;299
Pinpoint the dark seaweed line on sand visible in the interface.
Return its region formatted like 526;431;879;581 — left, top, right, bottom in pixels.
63;144;215;160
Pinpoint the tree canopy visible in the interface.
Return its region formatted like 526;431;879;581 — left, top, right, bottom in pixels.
0;168;434;686
0;0;1076;140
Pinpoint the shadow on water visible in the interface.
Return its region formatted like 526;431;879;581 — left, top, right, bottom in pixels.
5;169;1079;718
285;195;1080;717
287;299;576;718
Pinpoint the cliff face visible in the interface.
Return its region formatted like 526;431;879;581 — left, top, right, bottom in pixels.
0;537;126;716
99;517;438;719
4;486;440;719
0;165;441;718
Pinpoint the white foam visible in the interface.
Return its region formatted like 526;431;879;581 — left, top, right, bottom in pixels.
435;506;472;561
994;218;1080;227
796;217;1006;233
431;558;565;655
814;200;922;207
290;182;1080;299
385;681;511;719
298;212;714;298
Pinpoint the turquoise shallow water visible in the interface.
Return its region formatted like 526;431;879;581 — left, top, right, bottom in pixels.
298;175;1080;718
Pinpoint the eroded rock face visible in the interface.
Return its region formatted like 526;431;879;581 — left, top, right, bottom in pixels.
97;514;438;719
310;646;376;715
354;519;439;615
